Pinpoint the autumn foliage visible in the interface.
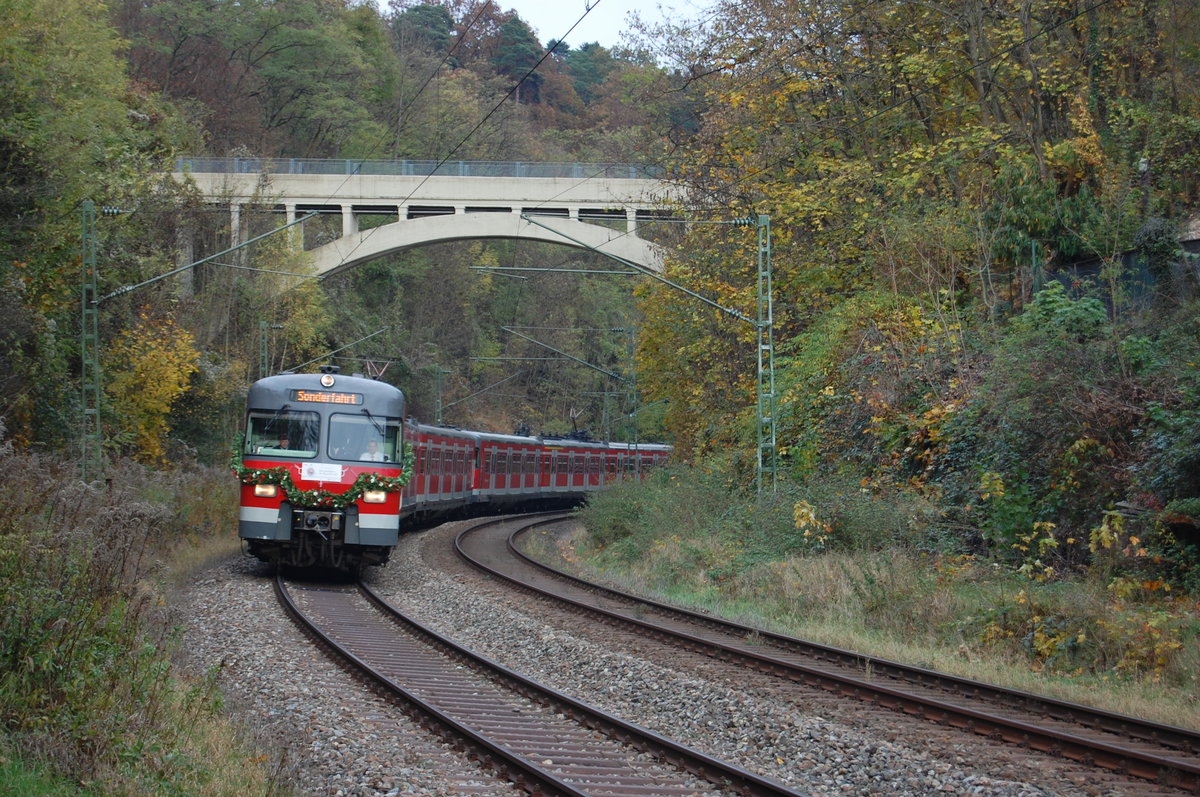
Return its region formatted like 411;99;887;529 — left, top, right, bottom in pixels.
105;309;199;463
634;0;1200;597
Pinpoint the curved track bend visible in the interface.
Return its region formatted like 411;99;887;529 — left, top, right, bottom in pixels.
454;513;1200;794
274;572;805;797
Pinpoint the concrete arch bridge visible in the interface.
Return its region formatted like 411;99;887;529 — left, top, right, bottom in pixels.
175;157;681;276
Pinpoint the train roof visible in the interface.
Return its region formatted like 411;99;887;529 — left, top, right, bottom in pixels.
409;423;669;453
247;371;405;415
407;422;481;442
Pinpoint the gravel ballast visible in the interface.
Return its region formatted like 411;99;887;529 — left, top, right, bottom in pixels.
178;523;1152;796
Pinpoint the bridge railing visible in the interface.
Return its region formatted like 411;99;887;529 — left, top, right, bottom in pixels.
175;156;663;180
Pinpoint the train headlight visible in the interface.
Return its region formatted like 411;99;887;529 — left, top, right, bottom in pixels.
254;484;278;498
362;490;387;503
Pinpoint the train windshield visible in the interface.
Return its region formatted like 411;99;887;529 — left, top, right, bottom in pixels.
328;413;402;463
245;410;320;458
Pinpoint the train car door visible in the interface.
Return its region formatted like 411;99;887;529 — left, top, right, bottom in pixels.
522;450;535;489
604;453;618;486
571;451;584;489
554;450;567;489
485;446;497;493
451;447;464;496
416;435;431;499
501;448;512;492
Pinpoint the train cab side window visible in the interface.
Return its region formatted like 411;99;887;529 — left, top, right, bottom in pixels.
246;410;320;458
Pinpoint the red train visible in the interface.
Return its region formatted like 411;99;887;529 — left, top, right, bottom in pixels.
235;367;670;570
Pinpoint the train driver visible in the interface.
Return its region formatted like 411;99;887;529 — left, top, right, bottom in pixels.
360;440;386;461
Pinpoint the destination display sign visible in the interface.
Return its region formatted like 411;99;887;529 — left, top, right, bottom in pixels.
291;389;363;405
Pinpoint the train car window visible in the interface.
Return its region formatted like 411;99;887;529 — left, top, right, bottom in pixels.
328;413;402;462
246;410;320;458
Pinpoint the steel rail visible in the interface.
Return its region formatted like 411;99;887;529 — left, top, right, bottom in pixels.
509;517;1200;751
274;575;588;796
275;571;805;796
451;515;1200;793
355;577;804;796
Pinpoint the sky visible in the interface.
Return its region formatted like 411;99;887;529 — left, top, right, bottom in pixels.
498;0;709;51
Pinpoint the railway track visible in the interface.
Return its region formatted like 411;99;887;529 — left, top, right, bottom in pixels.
274;573;804;796
455;513;1200;794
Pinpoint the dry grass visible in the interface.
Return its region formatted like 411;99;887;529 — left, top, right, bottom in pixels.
0;443;277;796
570;533;1200;731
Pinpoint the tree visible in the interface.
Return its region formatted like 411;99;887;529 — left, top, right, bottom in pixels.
391;3;456;56
491;16;543;103
564;42;616;106
105;309;199;462
0;0;189;445
120;0;393;156
635;0;1200;499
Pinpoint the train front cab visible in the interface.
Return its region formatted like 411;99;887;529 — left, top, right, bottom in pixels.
238;371;406;568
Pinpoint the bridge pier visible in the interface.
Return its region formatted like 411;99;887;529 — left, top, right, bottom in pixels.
230;202;245;267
